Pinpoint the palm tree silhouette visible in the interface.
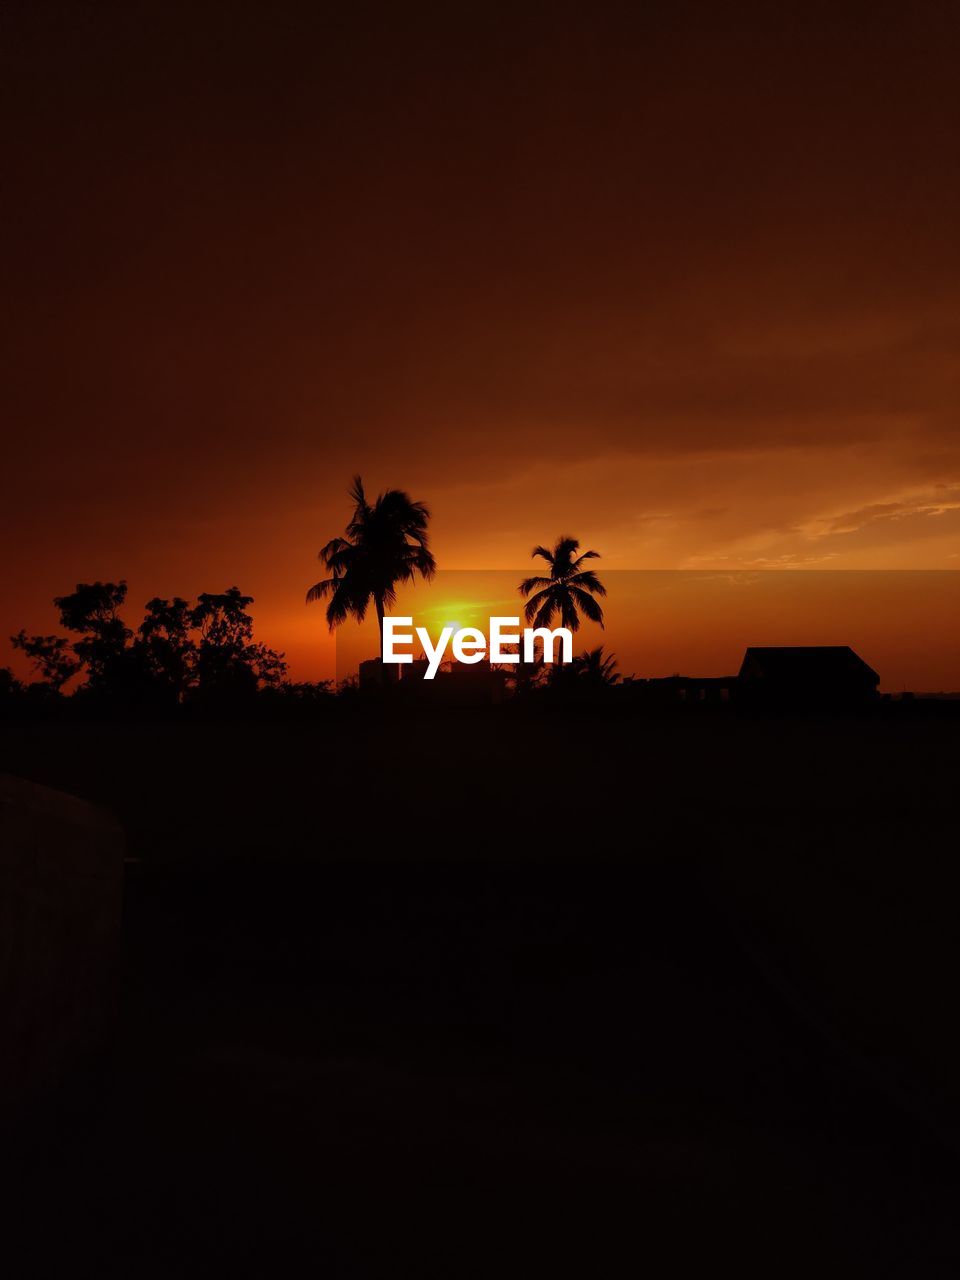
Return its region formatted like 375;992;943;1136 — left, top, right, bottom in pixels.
572;645;619;686
518;536;606;631
307;476;436;651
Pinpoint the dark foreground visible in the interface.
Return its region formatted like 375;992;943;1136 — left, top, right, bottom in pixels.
2;705;959;1275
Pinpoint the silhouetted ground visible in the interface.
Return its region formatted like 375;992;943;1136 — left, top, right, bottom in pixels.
2;705;959;1275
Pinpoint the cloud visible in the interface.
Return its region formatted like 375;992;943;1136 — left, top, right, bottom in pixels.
802;487;960;540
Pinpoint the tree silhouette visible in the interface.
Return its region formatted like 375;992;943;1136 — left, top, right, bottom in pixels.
191;588;287;697
10;630;79;691
53;581;132;689
191;588;255;649
9;583;287;707
572;645;620;687
135;597;196;701
518;537;606;632
307;476;436;650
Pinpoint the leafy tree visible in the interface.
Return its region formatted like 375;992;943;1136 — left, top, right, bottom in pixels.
518;537;606;632
191;588;254;649
190;588;287;697
245;642;288;689
53;581;132;688
10;630;81;690
135;597;196;701
11;582;286;708
307;476;435;650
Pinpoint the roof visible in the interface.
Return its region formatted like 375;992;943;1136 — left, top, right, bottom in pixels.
738;646;880;686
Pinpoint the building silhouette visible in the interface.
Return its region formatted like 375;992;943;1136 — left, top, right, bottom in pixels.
357;645;882;708
737;646;880;707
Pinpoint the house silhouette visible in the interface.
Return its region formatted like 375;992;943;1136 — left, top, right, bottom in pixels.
621;645;881;708
357;644;882;709
738;646;880;705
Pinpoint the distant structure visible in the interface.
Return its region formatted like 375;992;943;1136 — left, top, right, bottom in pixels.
737;646;880;706
621;645;880;709
357;644;882;709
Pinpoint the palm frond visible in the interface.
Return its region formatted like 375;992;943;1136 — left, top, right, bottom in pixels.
552;536;580;566
569;586;605;627
405;543;437;579
326;580;368;630
318;537;354;570
379;488;431;529
523;588;557;628
569;569;607;597
560;593;580;632
518;575;551;597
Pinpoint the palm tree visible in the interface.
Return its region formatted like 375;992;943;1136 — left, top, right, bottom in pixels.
572;645;620;687
518;536;606;632
307;476;436;651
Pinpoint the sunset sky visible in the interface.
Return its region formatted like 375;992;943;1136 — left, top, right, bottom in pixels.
2;2;958;685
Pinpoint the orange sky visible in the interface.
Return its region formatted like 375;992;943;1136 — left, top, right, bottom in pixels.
326;571;960;692
1;2;958;687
